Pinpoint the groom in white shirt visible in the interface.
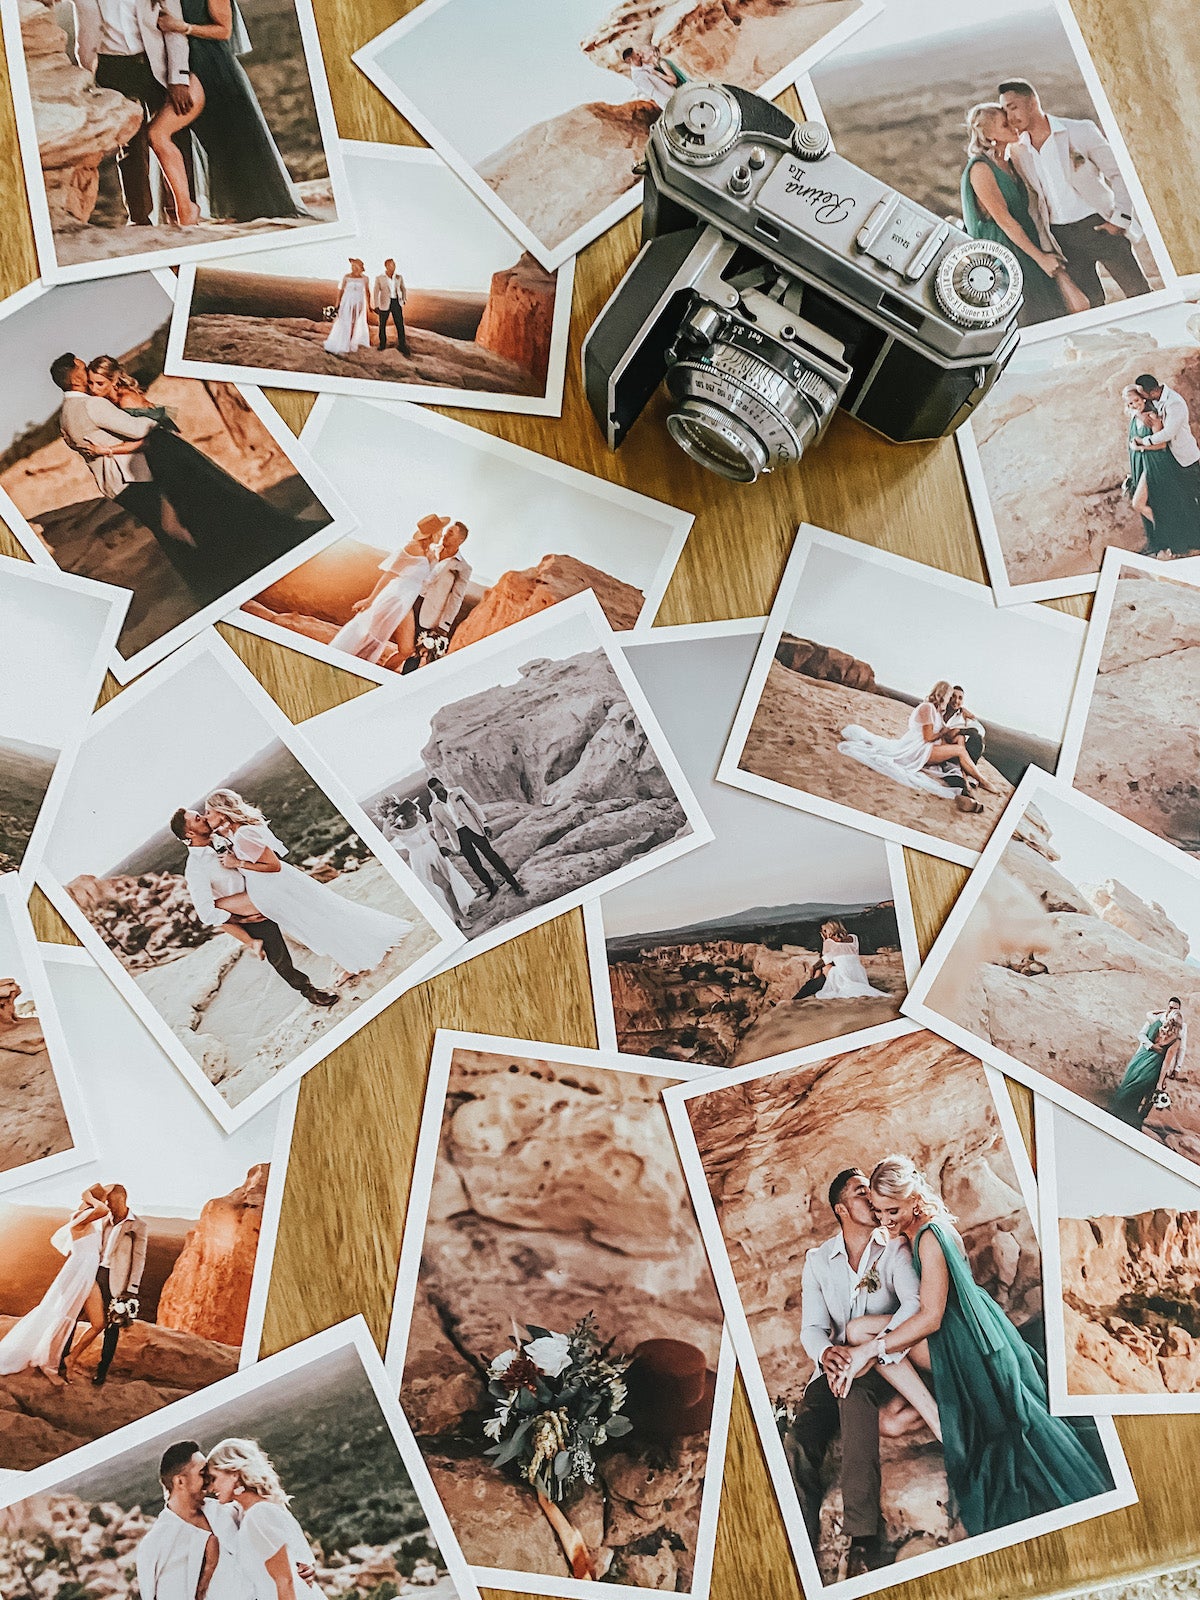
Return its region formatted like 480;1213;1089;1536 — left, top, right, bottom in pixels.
789;1168;920;1578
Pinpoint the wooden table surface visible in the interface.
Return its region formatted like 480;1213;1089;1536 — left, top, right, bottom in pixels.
3;1;1199;1596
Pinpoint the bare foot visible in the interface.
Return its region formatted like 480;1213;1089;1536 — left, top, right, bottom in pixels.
39;1368;68;1387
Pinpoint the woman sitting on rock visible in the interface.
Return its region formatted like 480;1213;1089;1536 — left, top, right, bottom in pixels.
838;681;998;814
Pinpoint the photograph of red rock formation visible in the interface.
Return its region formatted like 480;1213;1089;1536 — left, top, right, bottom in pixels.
354;0;867;267
5;0;346;280
0;1327;470;1600
1062;555;1200;855
804;0;1166;334
674;1023;1128;1588
721;528;1084;869
41;637;450;1128
968;296;1200;599
0;274;340;678
1041;1101;1200;1412
235;394;690;683
0;945;289;1472
912;776;1200;1179
306;595;708;964
387;1034;728;1594
593;623;911;1068
169;143;569;411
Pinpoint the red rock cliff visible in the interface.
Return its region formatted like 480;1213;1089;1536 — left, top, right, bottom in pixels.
474;253;558;382
449;553;644;653
156;1164;268;1347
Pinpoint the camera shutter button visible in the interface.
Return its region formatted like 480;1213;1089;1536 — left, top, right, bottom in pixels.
791;120;831;160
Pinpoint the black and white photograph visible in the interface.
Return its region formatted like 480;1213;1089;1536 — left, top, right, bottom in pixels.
38;632;461;1131
906;770;1200;1187
0;878;92;1200
718;526;1085;868
352;0;879;271
0;0;350;283
0;1319;479;1600
585;621;917;1069
1037;1097;1200;1416
167;142;573;414
800;0;1173;337
304;591;712;969
663;1020;1135;1597
0;943;293;1472
231;394;692;684
960;293;1200;604
0;555;128;883
0;273;349;681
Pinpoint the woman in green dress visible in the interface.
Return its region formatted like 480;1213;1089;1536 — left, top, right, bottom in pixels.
838;1155;1113;1539
960;104;1086;328
1124;388;1200;557
1110;1002;1185;1125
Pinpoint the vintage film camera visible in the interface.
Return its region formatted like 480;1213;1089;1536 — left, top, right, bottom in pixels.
582;82;1024;483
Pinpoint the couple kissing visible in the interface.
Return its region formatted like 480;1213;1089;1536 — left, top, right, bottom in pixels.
792;1156;1112;1576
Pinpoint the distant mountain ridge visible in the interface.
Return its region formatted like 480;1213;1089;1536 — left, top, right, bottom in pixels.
607;899;897;957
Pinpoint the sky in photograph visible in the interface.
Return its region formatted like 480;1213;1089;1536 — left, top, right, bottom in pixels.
44;649;290;882
0;897;33;993
3;954;279;1216
0;276;173;451
307;398;677;590
221;151;531;291
0;570;116;751
371;0;636;166
305;605;606;799
1051;1102;1200;1218
1006;296;1200;381
601;628;894;938
817;0;1053;63
783;539;1082;741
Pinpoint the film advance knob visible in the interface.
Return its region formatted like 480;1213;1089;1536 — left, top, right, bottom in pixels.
791;119;831;160
659;82;742;166
933;239;1023;327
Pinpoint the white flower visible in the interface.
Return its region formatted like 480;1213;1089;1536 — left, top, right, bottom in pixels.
488;1348;518;1379
483;1417;504;1441
524;1331;573;1377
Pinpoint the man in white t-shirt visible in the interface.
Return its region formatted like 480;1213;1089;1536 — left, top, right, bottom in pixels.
136;1442;243;1600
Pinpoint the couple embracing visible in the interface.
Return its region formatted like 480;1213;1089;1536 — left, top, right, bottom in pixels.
792;1157;1112;1576
139;1438;318;1600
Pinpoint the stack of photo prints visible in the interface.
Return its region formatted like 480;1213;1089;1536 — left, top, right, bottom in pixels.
2;0;1199;1596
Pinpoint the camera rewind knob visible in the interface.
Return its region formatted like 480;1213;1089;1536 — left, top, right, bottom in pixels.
659;82;742;166
933;240;1023;327
791;120;831;161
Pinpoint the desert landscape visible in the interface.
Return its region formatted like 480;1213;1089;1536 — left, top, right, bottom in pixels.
0;1163;267;1469
399;1045;722;1590
737;638;1017;852
0;977;72;1179
0;736;56;875
922;800;1200;1165
183;251;558;396
607;898;905;1067
1070;566;1200;854
684;1028;1051;1576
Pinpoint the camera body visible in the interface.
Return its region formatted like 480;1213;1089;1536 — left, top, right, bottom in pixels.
582;83;1023;482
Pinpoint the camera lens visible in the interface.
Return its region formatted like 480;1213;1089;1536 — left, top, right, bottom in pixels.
667;402;767;483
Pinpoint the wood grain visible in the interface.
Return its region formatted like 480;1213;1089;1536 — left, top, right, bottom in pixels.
1;2;1197;1595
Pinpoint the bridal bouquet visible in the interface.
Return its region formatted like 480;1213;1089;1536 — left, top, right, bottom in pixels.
482;1314;631;1503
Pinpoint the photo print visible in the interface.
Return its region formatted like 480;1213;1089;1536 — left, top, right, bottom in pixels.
0;274;350;682
1058;548;1200;853
906;770;1200;1186
383;1030;733;1600
231;394;693;685
167;142;573;414
0;555;128;884
38;632;461;1132
717;526;1085;868
304;591;712;970
353;0;879;272
585;620;918;1069
663;1019;1135;1598
959;290;1200;603
0;943;294;1472
1037;1097;1200;1416
0;1319;480;1600
0;878;92;1199
0;0;350;283
799;0;1173;337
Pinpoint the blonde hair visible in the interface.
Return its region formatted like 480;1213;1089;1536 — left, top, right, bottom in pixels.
869;1154;954;1222
205;1438;290;1504
926;680;952;710
965;101;1007;159
821;920;851;942
1123;384;1150;416
205;789;265;829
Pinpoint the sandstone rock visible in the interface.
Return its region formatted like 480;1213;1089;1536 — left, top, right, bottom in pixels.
156;1164;267;1345
775;635;876;691
0;1012;72;1174
1014;803;1060;861
449;554;644;651
1088;878;1190;958
475;253;557;383
190;267;487;341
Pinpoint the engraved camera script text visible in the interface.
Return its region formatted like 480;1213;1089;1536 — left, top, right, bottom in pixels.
782;177;855;224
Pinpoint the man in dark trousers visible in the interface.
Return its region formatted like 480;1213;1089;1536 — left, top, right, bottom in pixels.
59;1183;147;1386
373;258;410;354
427;776;525;901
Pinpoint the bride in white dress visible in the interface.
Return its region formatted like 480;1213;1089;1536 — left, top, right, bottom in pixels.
815;920;888;999
0;1189;109;1380
838;679;995;805
385;798;475;919
206;1438;320;1600
203;790;412;979
323;258;371;356
330;514;447;666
